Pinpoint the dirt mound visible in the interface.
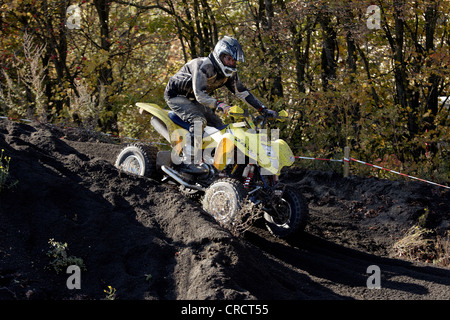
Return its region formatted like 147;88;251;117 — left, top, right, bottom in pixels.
0;119;449;300
282;169;449;258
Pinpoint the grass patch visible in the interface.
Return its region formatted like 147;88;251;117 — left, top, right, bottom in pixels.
393;226;449;267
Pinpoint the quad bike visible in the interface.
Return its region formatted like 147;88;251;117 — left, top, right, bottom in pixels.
114;102;308;238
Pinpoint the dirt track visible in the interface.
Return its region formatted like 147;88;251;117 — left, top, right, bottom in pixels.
0;119;449;300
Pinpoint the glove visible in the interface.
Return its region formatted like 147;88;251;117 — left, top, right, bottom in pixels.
216;101;231;115
259;106;278;119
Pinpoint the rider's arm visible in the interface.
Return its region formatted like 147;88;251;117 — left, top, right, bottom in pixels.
226;73;265;112
192;59;219;109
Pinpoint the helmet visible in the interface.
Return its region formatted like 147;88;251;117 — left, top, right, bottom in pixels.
212;36;245;77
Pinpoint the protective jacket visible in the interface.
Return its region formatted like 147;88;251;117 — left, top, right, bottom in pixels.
164;53;264;111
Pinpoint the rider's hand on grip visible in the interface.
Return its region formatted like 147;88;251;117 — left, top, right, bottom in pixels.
260;106;278;119
216;101;231;115
267;109;278;119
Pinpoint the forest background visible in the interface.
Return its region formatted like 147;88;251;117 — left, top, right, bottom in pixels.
0;0;448;182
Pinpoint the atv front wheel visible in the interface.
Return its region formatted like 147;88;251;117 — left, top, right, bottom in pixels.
202;178;247;225
264;187;308;238
115;144;159;178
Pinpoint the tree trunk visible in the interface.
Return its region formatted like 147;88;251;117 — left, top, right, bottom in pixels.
94;0;116;132
318;10;337;91
425;2;439;118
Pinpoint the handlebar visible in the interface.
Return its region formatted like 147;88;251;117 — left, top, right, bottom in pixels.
253;112;286;127
227;106;288;130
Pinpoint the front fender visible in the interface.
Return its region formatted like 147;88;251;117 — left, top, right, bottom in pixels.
213;132;235;171
234;129;294;175
268;139;295;174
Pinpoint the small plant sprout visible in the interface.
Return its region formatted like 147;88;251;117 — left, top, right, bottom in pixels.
104;286;117;300
0;149;18;192
47;238;86;274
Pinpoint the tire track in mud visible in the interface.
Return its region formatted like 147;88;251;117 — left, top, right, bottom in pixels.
245;225;450;299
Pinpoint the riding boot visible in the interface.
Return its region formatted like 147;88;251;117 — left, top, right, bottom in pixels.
181;119;207;173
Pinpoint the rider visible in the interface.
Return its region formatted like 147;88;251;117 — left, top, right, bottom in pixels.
164;36;277;165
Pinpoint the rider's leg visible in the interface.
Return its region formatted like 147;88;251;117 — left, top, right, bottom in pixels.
166;96;224;166
166;97;206;164
167;96;224;128
188;117;206;164
166;96;205;124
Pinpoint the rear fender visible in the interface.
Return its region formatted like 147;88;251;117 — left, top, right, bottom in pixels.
137;102;177;132
136;102;187;154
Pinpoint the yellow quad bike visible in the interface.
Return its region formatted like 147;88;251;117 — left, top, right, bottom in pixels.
115;102;308;238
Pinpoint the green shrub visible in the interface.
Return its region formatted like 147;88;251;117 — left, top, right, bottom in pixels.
0;149;18;193
47;238;86;274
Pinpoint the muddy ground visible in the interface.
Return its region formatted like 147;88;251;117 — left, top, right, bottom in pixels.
0;119;449;301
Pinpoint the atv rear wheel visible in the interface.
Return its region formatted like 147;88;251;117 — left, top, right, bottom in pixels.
115;144;159;178
202;178;247;225
264;187;308;238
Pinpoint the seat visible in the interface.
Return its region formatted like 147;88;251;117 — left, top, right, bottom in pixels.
168;111;190;130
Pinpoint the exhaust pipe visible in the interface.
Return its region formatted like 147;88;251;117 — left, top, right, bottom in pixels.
160;165;205;192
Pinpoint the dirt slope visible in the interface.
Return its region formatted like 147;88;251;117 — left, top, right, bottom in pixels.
0;119;449;300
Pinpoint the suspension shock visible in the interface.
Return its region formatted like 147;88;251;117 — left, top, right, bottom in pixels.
271;174;279;186
243;164;254;189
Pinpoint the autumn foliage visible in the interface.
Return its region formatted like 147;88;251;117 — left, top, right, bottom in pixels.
0;0;448;182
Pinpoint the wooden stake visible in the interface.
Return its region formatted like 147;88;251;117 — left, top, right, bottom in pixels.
344;146;350;177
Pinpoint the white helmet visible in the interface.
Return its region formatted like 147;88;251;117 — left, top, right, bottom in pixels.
212;36;245;77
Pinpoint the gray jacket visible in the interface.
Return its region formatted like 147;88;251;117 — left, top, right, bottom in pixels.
164;54;264;111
